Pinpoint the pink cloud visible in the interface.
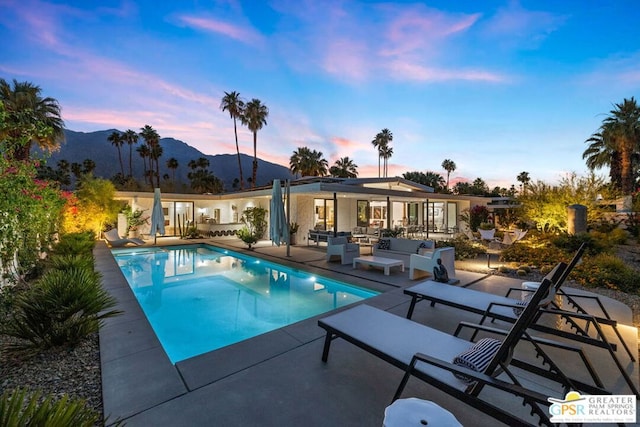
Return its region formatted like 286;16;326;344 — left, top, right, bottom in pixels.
388;61;506;83
178;15;264;46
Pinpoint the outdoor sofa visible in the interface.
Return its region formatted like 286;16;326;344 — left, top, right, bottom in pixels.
372;237;434;265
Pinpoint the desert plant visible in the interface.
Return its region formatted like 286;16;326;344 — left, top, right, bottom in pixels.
48;253;95;272
0;387;100;426
572;253;639;294
2;267;121;355
551;232;607;255
237;207;267;248
182;226;201;239
436;236;485;260
289;222;299;234
53;231;95;256
237;227;259;249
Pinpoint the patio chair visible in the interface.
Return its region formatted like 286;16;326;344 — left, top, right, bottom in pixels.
408;247;456;281
403;244;639;396
478;228;496;241
319;278;602;426
326;236;360;265
104;229;145;247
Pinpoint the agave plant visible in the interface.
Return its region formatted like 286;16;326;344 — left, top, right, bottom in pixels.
0;387;100;427
2;267;121;355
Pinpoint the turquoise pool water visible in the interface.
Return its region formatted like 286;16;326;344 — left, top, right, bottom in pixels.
112;244;377;363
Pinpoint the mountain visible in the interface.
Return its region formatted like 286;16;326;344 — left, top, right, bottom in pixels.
41;129;294;190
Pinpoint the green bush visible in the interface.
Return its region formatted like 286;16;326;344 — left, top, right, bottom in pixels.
1;267;121;355
48;254;95;272
499;243;566;269
605;228;629;245
572;254;639;294
436;236;485;260
551;232;607;255
0;387;100;427
516;269;528;276
53;232;95;256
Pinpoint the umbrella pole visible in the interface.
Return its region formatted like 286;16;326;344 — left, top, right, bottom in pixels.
286;179;291;257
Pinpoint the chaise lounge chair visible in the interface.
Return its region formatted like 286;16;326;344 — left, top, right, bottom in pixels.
403;243;639;396
104;229;145;247
319;278;604;426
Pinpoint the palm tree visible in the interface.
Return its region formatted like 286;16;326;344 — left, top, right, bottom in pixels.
441;159;456;191
329;157;358;178
107;131;125;176
123;129;139;177
517;171;531;195
166;157;179;183
424;171;446;192
380;144;393;177
136;144;150;185
0;79;65;161
584;97;640;194
220;91;246;190
289;147;328;177
371;128;393;178
139;125;161;188
241;98;269;188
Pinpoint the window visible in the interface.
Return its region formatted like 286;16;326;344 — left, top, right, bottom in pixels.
357;200;369;227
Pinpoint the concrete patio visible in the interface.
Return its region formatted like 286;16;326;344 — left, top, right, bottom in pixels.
95;238;639;426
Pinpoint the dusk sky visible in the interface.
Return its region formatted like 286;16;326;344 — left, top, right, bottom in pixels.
2;0;639;188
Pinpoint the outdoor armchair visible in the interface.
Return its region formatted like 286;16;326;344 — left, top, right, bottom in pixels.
409;247;456;281
326;236;360;265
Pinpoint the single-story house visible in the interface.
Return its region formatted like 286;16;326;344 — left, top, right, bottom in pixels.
114;177;513;242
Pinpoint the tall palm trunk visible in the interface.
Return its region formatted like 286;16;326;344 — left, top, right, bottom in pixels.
117;147;124;176
252;131;258;188
128;146;133;177
234;118;244;190
620;144;634;194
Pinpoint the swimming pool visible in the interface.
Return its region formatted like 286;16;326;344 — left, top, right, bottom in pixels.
112;244;377;363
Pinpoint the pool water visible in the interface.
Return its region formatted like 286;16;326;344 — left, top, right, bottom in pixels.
112;244;377;363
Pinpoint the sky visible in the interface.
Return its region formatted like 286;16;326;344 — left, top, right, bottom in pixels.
1;0;639;189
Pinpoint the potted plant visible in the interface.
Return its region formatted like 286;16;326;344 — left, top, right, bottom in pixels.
289;222;299;245
125;207;149;238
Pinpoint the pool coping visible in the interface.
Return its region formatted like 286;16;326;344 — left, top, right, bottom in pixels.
96;240;403;423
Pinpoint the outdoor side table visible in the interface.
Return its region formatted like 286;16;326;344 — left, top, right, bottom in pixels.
383;397;462;426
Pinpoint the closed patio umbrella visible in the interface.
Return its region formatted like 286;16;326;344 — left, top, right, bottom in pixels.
150;188;165;244
270;179;289;247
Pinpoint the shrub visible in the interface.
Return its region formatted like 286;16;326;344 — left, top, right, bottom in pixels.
518;265;532;274
516;269;527;276
1;267;121;355
237;227;259;249
572;254;639;294
606;228;629;245
0;387;100;426
499;243;566;269
436;236;485;260
497;266;511;273
48;254;95;272
53;232;95;256
551;232;607;255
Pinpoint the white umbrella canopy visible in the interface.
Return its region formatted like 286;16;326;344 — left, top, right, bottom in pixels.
150;188;165;243
270;179;289;247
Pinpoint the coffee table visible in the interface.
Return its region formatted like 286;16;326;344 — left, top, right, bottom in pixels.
353;256;404;276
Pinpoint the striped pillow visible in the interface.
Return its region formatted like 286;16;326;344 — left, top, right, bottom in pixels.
452;338;501;384
512;295;530;316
